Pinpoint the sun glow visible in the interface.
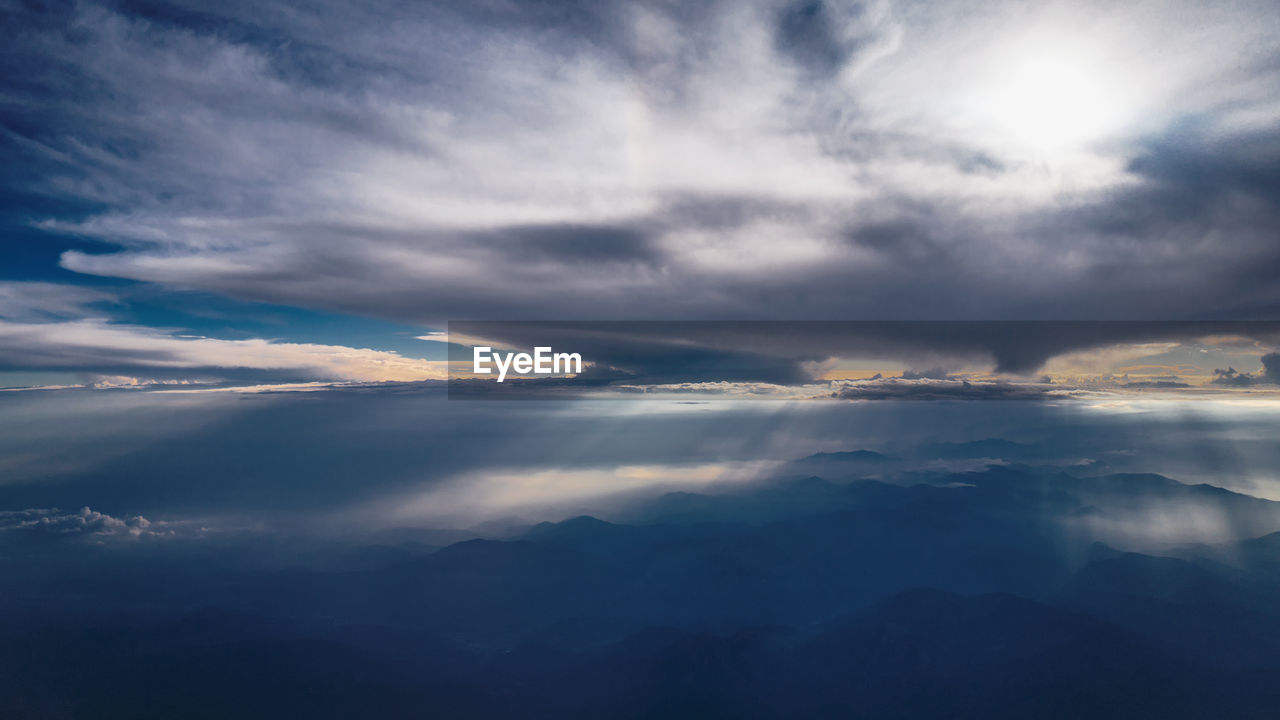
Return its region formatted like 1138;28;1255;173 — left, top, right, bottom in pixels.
990;57;1123;150
962;38;1135;161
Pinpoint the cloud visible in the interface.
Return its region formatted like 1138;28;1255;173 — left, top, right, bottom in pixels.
900;367;952;380
1119;380;1190;389
0;282;117;321
1212;367;1256;387
4;312;1261;389
0;0;1274;325
774;0;895;77
447;321;1280;385
1266;353;1280;383
0;507;162;538
830;377;1069;401
0;318;445;383
1211;352;1280;387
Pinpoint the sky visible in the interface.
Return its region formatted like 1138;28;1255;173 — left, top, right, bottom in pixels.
2;0;1280;533
2;0;1280;388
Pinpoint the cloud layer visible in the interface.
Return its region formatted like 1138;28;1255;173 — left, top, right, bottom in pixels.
0;282;443;385
0;318;444;383
3;0;1278;326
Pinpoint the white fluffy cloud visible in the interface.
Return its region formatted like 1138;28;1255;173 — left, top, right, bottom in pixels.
0;506;162;538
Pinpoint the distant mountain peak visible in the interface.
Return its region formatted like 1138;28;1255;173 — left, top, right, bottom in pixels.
799;449;894;463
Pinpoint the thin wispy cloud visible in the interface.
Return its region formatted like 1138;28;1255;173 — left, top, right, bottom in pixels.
0;318;445;384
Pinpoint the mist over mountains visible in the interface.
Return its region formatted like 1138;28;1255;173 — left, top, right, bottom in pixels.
5;425;1280;718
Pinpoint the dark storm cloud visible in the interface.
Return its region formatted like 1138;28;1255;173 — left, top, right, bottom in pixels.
1210;352;1280;387
451;321;1280;382
1033;122;1280;317
830;378;1064;401
1125;123;1280;216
